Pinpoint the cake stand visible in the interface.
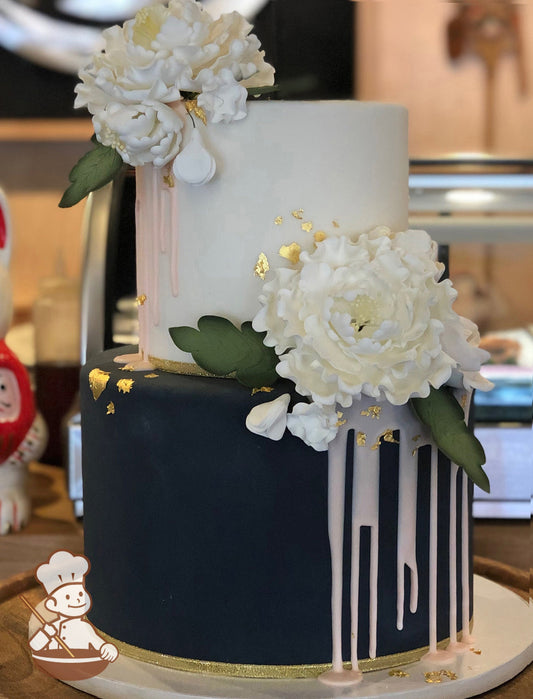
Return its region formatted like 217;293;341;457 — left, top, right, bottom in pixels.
65;575;533;699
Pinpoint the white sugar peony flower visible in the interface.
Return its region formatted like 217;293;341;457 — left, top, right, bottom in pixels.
253;227;490;408
93;100;183;167
74;0;275;168
443;316;493;391
287;402;339;451
196;69;248;123
193;11;275;89
75;18;193;111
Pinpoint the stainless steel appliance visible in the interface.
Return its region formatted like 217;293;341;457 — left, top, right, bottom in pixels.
409;159;533;519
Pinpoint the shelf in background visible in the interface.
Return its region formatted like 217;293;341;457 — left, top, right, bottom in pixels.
0;119;93;142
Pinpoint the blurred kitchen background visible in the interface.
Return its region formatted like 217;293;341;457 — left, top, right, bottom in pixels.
0;0;531;520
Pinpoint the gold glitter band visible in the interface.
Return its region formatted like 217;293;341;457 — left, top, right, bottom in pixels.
148;356;233;379
94;624;472;679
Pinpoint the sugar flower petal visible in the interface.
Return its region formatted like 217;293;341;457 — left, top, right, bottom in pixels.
287;402;339;451
246;394;290;441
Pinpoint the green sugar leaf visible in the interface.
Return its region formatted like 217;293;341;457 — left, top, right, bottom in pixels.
236;322;279;387
169;317;247;376
59;139;124;208
169;316;279;389
411;387;490;493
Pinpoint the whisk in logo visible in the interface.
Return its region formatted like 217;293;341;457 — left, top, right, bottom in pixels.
21;550;118;681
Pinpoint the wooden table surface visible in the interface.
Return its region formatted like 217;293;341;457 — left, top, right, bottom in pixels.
0;463;83;582
0;463;530;698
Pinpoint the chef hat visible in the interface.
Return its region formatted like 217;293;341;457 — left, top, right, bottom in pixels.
36;550;90;596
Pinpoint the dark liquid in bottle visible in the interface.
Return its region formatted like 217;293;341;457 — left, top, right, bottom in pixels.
34;362;80;466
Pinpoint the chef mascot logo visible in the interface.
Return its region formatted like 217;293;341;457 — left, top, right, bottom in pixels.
24;550;118;681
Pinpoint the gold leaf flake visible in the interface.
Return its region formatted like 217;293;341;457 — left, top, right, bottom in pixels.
195;108;208;126
279;242;301;264
136;294;147;306
251;386;274;396
106;402;115;415
117;378;134;394
314;230;326;243
254;252;270;280
332;220;340;228
274;216;283;225
461;393;468;409
144;373;159;379
291;208;304;220
336;411;346;428
412;434;421;442
301;221;313;233
424;670;457;684
361;405;381;419
389;669;409;678
356;431;367;446
442;670;457;681
383;429;400;444
184;99;207;125
424;671;442;684
372;429;399;450
470;648;482;655
163;173;174;188
89;368;110;401
120;364;135;371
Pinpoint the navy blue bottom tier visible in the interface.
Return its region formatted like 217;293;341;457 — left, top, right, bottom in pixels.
80;346;472;672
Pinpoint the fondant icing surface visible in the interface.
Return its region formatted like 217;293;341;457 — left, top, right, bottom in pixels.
81;347;472;674
135;101;408;364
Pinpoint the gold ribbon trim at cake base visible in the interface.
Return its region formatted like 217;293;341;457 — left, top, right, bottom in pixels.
148;355;234;379
95;621;473;679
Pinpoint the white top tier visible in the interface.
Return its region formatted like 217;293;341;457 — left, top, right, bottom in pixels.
135;100;408;365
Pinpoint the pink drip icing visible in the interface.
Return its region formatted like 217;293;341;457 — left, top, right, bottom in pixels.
152;165;163;253
150;166;160;326
428;447;439;654
326;430;348;674
160;187;170;254
461;470;475;644
397;438;419;631
446;463;471;654
135;162;181;361
421;448;456;665
135;168;148;358
351;445;380;663
323;400;429;684
170;184;179;297
449;462;459;646
320;426;363;688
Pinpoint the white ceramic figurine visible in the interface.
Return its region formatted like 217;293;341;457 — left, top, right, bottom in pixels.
0;189;47;534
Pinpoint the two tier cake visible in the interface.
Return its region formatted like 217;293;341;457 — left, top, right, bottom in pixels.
67;0;491;686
